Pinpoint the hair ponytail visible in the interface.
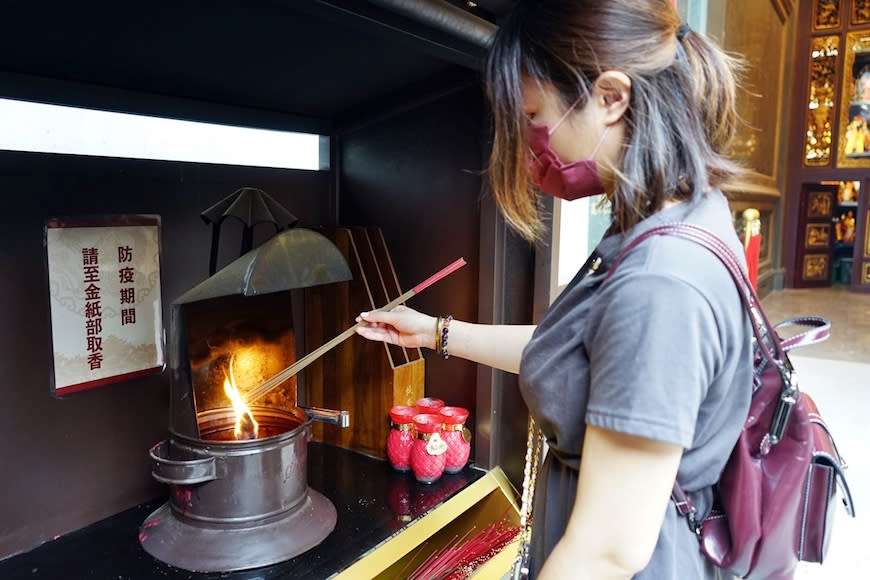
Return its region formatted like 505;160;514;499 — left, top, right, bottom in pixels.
678;29;745;160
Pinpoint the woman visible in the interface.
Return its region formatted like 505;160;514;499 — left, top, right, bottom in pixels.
356;1;752;578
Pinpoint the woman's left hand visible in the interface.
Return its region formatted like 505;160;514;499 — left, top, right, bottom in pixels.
355;306;438;350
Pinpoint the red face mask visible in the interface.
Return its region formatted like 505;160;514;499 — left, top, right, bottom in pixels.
526;100;610;201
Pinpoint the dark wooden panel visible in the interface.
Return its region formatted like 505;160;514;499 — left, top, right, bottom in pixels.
303;227;425;458
339;86;483;426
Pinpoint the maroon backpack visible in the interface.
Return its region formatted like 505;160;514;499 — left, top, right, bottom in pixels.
609;223;855;579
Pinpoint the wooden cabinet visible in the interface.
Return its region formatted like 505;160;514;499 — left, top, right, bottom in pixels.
785;2;870;293
793;180;870;290
795;184;838;287
848;182;870;289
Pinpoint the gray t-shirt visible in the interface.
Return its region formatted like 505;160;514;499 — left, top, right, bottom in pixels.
519;190;752;578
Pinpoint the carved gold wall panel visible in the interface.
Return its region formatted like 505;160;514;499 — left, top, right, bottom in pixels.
806;223;832;248
805;36;840;166
808;190;834;217
803;254;829;280
852;0;870;25
814;0;842;29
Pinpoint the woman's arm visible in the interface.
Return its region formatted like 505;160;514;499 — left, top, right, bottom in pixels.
538;425;683;579
355;306;535;374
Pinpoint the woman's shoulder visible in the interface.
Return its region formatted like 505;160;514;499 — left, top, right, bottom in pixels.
602;191;745;311
616;190;740;263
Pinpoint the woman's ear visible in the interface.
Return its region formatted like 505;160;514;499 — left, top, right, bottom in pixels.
592;71;631;125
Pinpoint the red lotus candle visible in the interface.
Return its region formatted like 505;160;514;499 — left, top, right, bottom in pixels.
415;397;445;414
439;406;471;473
387;406;417;471
411;413;447;484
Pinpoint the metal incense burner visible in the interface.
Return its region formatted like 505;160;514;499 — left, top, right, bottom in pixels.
139;228;352;573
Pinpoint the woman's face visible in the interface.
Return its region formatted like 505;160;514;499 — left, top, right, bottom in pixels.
523;79;604;164
520;77;623;192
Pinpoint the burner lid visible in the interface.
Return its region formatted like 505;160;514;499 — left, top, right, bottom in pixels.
175;227;352;304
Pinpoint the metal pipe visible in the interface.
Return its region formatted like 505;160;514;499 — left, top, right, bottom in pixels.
368;0;496;48
301;405;350;428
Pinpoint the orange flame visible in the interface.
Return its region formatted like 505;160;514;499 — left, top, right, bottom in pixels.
223;355;259;439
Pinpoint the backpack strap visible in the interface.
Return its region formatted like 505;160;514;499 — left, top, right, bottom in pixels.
604;222;789;385
603;222;802;532
773;317;831;352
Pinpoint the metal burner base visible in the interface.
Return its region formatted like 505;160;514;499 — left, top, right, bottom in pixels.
139;488;337;572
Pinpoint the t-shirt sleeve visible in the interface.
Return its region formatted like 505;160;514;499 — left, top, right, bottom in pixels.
584;271;722;448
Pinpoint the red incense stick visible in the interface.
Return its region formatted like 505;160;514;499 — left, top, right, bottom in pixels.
406;518;520;579
247;257;467;402
412;257;467;294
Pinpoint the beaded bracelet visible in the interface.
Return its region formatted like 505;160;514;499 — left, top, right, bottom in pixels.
435;315;453;359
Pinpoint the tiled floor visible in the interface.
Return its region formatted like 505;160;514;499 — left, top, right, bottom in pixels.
761;284;870;364
761;285;869;579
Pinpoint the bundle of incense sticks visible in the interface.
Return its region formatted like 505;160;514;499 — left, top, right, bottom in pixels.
246;257;467;403
398;516;520;580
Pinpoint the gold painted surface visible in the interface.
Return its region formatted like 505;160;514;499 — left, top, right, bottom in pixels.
837;32;870;167
863;262;870;283
721;176;782;204
771;0;794;22
814;0;841;29
723;0;787;180
806;223;832;248
805;36;840;166
804;254;829;280
722;175;782;198
335;467;520;580
393;358;425;406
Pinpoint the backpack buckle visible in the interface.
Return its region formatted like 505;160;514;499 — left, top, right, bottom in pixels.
769;368;797;446
686;509;702;537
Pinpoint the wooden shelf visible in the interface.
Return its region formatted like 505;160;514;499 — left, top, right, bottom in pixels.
335;466;521;579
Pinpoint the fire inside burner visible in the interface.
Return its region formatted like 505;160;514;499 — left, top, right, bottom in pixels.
198;407;305;442
223;355;259;440
183;292;300;442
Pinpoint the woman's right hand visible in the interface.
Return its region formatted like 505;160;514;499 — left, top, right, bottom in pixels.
355;306;438;350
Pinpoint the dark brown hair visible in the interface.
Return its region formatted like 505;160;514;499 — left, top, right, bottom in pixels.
485;0;746;241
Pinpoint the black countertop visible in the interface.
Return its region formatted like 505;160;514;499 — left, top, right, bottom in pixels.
0;442;484;579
